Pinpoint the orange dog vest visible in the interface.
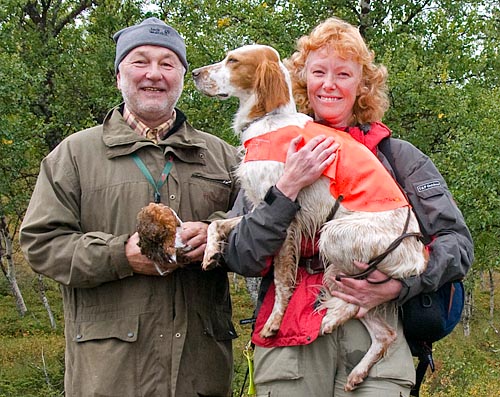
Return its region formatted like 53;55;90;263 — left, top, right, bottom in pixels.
243;121;408;212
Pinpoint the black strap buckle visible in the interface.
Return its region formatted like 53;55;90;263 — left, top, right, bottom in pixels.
304;258;323;275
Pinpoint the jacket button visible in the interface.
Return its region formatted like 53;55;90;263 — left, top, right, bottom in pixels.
76;334;82;340
199;153;205;159
175;332;181;338
127;332;134;338
169;194;176;200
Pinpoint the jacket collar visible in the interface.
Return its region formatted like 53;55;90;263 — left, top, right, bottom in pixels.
103;105;209;163
343;122;391;154
316;121;391;154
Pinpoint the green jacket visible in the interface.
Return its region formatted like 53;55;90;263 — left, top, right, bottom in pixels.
20;106;240;397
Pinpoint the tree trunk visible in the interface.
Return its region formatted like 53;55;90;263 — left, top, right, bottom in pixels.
359;0;371;37
479;269;485;290
0;216;28;316
245;277;261;307
463;287;473;337
488;268;498;334
231;273;261;308
489;268;495;320
38;274;57;329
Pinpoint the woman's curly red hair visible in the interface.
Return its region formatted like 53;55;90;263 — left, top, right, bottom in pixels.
284;17;389;125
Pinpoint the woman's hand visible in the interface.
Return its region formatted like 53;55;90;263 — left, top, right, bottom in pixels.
276;135;339;201
326;261;403;318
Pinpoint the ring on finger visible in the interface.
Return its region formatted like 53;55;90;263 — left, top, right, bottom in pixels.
154;262;172;276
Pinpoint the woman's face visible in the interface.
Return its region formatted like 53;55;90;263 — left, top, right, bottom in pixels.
306;47;363;128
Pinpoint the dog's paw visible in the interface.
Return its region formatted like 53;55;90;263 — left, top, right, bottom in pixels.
201;251;221;270
320;314;343;335
259;321;280;338
345;369;367;392
320;322;334;335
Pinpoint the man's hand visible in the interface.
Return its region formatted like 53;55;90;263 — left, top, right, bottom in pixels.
178;221;208;263
326;261;403;318
126;221;209;276
126;232;178;275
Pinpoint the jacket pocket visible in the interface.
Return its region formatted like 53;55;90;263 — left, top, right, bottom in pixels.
253;345;303;383
187;173;233;219
412;179;460;231
74;315;139;342
68;316;142;396
191;172;232;187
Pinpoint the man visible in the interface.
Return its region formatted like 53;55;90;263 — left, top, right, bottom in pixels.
20;17;239;397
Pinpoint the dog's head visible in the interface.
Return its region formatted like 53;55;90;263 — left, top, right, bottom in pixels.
192;44;293;125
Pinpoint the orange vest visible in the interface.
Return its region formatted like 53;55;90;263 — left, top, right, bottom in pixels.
243;121;408;212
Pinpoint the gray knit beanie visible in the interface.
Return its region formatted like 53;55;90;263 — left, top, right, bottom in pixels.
113;17;188;73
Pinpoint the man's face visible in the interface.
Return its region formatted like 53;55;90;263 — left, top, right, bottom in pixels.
117;45;185;127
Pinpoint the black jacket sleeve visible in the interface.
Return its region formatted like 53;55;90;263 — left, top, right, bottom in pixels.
378;138;474;303
222;186;300;277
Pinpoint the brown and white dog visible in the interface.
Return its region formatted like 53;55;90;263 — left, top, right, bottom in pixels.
192;44;427;391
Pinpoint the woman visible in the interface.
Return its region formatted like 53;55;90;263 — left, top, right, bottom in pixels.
224;17;473;396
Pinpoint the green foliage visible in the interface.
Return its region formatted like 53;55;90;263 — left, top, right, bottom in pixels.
160;0;338;143
421;276;500;397
1;269;499;396
0;1;499;393
2;2;499;270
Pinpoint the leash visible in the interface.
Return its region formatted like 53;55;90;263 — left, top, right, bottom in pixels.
131;153;173;203
240;340;256;396
336;206;422;284
325;195;344;222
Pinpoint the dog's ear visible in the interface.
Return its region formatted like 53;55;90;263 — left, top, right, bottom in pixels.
252;59;290;118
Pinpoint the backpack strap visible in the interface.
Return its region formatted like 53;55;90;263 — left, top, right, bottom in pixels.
412;356;428;397
409;340;435;396
378;138;434;397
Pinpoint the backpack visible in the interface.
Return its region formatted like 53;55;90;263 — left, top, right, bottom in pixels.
402;280;465;396
378;138;465;397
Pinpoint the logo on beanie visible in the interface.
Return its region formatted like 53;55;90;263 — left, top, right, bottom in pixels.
149;27;171;36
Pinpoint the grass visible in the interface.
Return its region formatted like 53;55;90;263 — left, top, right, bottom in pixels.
1;263;499;397
0;263;65;397
418;280;500;397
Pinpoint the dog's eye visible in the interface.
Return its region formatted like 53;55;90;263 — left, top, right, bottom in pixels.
227;57;239;64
